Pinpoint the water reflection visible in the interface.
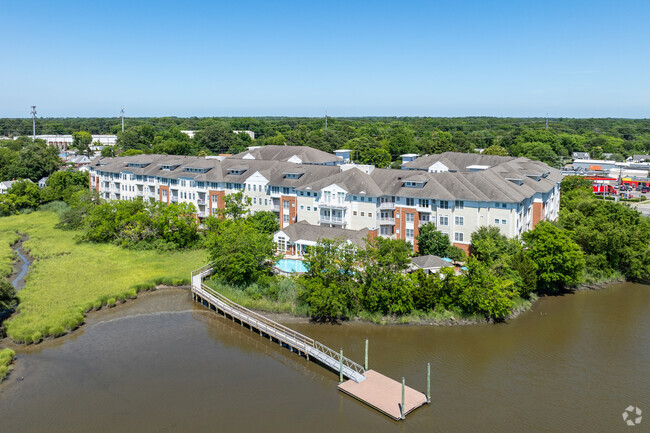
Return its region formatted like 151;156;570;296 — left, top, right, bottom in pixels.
0;284;648;433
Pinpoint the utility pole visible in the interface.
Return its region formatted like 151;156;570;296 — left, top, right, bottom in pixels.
545;114;549;130
30;105;37;139
120;107;125;132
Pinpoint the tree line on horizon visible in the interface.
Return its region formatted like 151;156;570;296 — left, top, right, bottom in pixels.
2;117;650;170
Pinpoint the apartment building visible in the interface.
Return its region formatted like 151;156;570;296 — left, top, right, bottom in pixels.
88;146;561;253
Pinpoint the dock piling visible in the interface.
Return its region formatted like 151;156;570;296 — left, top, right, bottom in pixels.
401;377;405;420
339;348;344;383
427;363;431;404
364;338;368;370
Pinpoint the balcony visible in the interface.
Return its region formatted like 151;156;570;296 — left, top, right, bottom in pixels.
272;204;280;212
319;201;347;210
379;218;395;225
379;202;395;209
170;196;178;203
197;198;206;205
318;216;345;225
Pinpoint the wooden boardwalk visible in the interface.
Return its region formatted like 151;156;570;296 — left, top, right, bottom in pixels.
191;264;428;419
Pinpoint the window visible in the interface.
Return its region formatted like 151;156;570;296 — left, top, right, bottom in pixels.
494;219;500;225
307;206;311;211
439;216;449;226
283;201;290;209
361;212;365;217
360;196;365;202
283;215;289;224
406;198;415;206
440;200;449;209
277;237;286;251
501;203;507;208
502;219;507;224
247;184;251;191
455;200;464;209
454;232;464;242
353;211;357;216
418;199;429;208
455;216;464;226
406;213;414;223
253;198;257;204
368;212;372;218
300;205;304;210
324;191;331;202
406;229;414;238
265;199;268;206
419;213;429;222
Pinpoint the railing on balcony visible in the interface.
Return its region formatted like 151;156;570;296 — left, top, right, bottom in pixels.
319;201;347;210
170;196;179;203
197;198;206;205
379;218;395;224
318;216;345;224
379;202;395;209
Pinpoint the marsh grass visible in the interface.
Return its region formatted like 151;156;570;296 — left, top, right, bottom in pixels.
0;229;21;278
0;211;207;343
205;279;306;316
0;348;15;381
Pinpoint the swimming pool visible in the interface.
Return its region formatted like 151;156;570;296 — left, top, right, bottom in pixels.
275;259;308;273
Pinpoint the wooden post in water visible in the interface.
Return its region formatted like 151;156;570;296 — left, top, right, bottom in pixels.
339;348;344;383
427;363;431;404
401;377;405;419
364;338;368;370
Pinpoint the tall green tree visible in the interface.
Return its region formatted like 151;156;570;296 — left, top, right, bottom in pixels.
207;220;276;286
522;221;585;293
416;223;450;257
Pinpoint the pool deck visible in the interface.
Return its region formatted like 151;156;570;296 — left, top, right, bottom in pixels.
338;370;428;420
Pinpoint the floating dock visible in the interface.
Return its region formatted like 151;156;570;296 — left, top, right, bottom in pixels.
191;264;429;420
339;370;428;420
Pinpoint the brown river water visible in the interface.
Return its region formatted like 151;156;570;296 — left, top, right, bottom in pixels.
0;283;648;433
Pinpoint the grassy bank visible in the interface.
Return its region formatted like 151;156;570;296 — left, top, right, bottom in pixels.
0;229;20;278
0;211;207;343
0;348;15;381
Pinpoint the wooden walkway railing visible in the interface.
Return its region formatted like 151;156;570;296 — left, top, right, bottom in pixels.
190;265;367;383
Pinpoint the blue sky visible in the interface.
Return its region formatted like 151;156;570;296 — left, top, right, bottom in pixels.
1;0;649;118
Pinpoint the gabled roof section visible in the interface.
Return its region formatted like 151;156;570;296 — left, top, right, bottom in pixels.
300;167;383;196
278;221;370;247
230;145;343;165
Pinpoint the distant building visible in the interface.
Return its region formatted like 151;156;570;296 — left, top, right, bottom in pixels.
38;177;48;188
572;151;590;160
632;154;650;163
19;134;117;150
0;179;33;194
233;130;255;140
180;130;195;139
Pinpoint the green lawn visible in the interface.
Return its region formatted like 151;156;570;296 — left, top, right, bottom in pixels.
0;211;207;343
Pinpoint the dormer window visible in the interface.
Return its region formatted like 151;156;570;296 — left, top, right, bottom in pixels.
403;181;426;188
227;166;248;175
283;171;305;179
183;167;211;173
127;162;150;168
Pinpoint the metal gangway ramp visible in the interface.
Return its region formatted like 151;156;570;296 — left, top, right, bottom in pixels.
191;264;366;383
190;264;429;419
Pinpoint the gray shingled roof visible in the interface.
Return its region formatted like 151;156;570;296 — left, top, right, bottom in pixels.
402;152;515;171
231;145;343;164
411;255;454;270
278;220;369;247
90;150;560;204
